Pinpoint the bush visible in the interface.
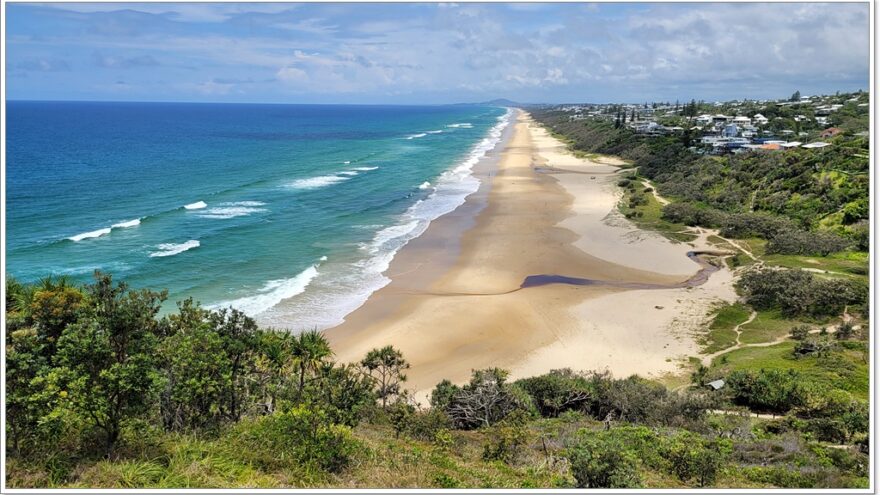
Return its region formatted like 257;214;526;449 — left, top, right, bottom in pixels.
789;325;811;341
661;202;725;227
437;368;532;430
720;212;795;239
766;229;850;256
481;411;532;464
663;432;730;487
513;369;592;418
725;369;810;414
229;406;358;473
736;268;867;318
566;430;643;488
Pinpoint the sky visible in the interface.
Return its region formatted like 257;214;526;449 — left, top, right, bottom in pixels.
5;2;871;104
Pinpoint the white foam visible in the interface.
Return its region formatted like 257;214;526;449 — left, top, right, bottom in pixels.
343;160;351;164
287;175;350;190
339;171;359;176
352;166;379;171
426;130;443;134
446;122;473;128
68;227;112;242
184;201;207;210
255;108;514;330
211;264;320;316
198;201;267;219
149;240;200;258
406;133;427;139
112;218;141;229
419;181;432;190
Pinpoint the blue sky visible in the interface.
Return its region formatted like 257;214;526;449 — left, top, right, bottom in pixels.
6;2;870;104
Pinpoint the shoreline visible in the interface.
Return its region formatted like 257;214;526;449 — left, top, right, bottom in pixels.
325;109;737;401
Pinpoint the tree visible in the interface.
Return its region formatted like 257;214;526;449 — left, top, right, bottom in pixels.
514;368;591;417
309;362;376;427
28;277;84;356
208;307;259;421
6;328;51;456
54;273;166;456
291;330;334;398
789;325;811;341
790;90;801;102
443;368;527;429
361;345;409;408
160;324;232;431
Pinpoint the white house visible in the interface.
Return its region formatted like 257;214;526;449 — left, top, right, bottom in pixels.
752;113;769;125
732;115;751;127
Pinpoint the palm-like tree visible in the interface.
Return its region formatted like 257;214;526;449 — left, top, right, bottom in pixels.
291;329;333;397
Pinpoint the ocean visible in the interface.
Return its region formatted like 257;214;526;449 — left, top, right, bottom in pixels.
6;101;510;329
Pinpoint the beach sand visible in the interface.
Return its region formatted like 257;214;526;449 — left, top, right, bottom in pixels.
325;109;736;402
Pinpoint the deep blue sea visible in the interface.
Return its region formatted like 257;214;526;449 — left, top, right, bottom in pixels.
7;101;510;328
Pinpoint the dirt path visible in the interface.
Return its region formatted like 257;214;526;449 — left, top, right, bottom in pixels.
640;179;669;205
701;310;758;366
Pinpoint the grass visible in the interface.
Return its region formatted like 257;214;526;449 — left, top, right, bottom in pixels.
709;341;869;401
617;185;690;242
738;309;816;345
762;251;868;279
701;303;751;353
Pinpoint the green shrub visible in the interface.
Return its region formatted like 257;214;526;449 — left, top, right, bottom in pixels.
663;432;730;487
481;410;532;464
725;369;810;414
514;368;592;418
566;430;643;488
229;406;359;473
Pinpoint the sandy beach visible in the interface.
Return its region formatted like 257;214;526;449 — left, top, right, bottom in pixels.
325;109;737;401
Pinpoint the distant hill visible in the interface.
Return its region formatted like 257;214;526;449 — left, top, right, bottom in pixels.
448;98;525;107
480;98;521;107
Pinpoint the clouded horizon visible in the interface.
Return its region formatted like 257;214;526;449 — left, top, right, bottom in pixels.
6;2;871;104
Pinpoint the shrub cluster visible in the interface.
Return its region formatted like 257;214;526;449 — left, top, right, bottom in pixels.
736;268;868;318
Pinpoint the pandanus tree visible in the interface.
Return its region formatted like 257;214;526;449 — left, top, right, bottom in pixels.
360;345;409;408
291;329;334;398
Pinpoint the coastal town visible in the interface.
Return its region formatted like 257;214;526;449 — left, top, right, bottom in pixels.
552;90;869;154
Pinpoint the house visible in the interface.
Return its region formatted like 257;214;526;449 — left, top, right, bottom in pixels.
752;113;769;125
802;142;832;149
732;115;751;127
820;127;843;138
722;124;739;137
707;379;725;391
695;114;713;125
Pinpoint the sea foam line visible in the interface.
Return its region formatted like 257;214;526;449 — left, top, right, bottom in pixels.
210;261;324;316
184;201;207;210
257;108;513;330
149;240;200;258
286;167;379;190
68;217;141;242
198;201;267;219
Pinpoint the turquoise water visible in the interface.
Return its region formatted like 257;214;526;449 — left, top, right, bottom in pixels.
7;102;510;328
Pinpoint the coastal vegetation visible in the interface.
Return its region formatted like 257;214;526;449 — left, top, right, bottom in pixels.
531;91;870;254
5;272;869;489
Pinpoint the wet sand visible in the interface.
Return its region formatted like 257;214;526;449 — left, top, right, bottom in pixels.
324;110;736;401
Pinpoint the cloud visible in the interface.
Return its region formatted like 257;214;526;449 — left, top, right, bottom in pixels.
15;58;70;72
6;2;870;103
93;52;160;68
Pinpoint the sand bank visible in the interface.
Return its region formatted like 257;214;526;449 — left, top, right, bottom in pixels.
325;110;736;401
